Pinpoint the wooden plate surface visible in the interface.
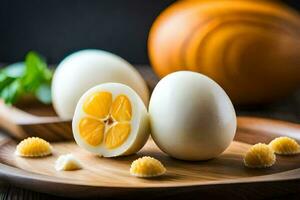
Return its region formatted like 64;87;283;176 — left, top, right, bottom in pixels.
0;117;300;198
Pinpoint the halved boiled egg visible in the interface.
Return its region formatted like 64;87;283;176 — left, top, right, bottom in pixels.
72;83;150;157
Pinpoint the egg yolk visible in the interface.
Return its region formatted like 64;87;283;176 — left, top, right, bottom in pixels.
79;92;132;149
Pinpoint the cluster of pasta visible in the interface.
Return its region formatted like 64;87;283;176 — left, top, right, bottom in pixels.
15;137;166;177
244;136;300;168
15;135;299;174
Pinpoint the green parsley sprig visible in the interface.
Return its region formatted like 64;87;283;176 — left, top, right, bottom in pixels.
0;51;53;105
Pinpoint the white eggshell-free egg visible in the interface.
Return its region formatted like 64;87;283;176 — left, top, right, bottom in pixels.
72;83;150;157
52;49;149;119
149;71;237;161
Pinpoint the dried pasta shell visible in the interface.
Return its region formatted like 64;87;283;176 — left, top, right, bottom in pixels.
244;143;276;168
269;137;300;155
130;156;166;178
15;137;52;157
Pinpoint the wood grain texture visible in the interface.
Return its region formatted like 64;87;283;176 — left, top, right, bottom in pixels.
0;117;299;198
0;102;72;142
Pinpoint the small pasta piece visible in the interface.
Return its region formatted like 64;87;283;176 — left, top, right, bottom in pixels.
130;156;166;178
244;143;276;168
269;137;300;155
15;137;52;157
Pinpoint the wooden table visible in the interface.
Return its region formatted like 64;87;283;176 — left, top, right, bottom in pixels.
0;66;299;199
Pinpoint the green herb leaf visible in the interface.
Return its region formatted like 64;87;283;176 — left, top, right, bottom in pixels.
35;83;52;104
2;62;25;78
0;51;53;105
0;74;14;91
0;79;23;104
23;51;44;91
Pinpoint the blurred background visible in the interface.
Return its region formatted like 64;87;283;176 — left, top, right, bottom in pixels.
0;0;299;122
0;0;298;64
0;0;176;64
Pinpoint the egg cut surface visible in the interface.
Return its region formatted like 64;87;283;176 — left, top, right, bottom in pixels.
72;83;150;157
149;71;237;161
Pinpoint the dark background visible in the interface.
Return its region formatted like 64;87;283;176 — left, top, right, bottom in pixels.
0;0;299;65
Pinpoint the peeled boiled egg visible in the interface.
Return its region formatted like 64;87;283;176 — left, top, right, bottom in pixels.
149;71;237;161
72;83;150;157
52;49;149;119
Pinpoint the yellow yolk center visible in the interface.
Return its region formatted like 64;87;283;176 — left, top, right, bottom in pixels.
79;92;132;149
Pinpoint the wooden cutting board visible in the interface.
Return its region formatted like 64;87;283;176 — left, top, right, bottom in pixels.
0;116;300;198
